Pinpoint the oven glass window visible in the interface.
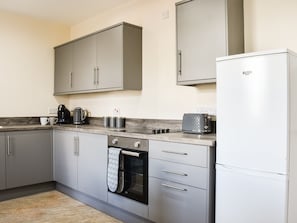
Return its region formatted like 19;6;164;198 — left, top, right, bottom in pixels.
121;152;148;204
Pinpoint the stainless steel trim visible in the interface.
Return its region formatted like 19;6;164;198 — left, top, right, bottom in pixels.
162;170;188;176
161;183;187;192
162;150;188;155
108;136;149;152
121;150;141;157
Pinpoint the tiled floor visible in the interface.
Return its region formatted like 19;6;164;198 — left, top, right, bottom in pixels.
0;190;122;223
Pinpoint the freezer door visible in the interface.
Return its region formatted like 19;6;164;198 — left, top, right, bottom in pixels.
217;52;288;174
216;165;288;223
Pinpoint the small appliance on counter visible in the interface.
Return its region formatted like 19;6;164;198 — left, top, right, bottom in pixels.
182;113;213;134
73;107;88;125
57;104;71;124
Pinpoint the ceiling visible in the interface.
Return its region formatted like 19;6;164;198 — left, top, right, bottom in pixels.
0;0;133;25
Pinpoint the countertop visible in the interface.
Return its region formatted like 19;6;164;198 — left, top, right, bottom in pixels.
0;124;216;147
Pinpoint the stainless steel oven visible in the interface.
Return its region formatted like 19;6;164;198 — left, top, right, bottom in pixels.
108;136;148;204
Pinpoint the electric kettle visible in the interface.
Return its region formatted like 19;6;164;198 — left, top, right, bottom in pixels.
73;107;88;125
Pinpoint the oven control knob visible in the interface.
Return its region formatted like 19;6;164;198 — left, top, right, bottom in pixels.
134;141;141;148
111;138;118;145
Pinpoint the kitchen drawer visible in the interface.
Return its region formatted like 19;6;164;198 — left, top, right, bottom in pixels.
149;158;207;189
149;140;208;167
149;177;207;223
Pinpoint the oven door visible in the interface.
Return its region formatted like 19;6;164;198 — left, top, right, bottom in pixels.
120;149;148;204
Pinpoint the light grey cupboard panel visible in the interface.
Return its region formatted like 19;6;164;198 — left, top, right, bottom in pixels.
6;130;53;189
0;133;5;190
149;158;207;189
54;43;73;94
149;177;207;223
176;0;244;85
149;140;208;167
72;35;97;91
96;25;123;89
77;133;107;201
53;130;78;190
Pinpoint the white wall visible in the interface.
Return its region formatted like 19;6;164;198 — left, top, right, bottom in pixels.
1;0;297;118
69;0;216;119
0;10;70;117
244;0;297;52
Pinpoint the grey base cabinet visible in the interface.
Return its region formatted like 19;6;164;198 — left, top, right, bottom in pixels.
54;22;142;95
149;178;207;223
0;133;5;190
1;130;53;190
53;130;107;202
148;140;215;223
176;0;244;85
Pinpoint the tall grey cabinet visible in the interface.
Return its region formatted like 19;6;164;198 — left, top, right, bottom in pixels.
54;22;142;95
0;133;5;190
176;0;244;85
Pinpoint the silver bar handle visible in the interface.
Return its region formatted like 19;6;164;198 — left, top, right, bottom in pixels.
74;137;79;156
121;150;140;157
93;68;97;85
161;183;187;192
178;50;182;76
162;150;188;156
162;170;188;176
96;67;99;85
70;72;73;88
7;136;11;156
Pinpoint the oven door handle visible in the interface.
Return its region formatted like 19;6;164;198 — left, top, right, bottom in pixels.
121;150;142;157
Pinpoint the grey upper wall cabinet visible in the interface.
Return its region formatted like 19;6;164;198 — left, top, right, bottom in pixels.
176;0;244;85
54;22;142;95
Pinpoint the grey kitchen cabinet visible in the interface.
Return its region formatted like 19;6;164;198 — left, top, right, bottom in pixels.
53;130;108;201
53;130;78;189
176;0;244;85
0;133;5;190
72;35;97;91
148;140;215;223
149;177;207;223
6;130;53;189
77;132;107;201
54;22;142;95
54;42;73;94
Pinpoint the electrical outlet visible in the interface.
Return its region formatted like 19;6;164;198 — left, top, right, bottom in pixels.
48;107;57;115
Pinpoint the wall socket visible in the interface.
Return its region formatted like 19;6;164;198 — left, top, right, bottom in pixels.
48;107;57;115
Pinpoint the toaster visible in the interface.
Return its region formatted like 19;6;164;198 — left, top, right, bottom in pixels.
182;113;212;134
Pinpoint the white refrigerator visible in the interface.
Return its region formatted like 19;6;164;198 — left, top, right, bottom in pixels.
216;49;297;223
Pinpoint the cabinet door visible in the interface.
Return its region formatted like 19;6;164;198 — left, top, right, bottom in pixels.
72;35;97;91
96;25;123;89
53;130;78;189
6;130;53;189
54;43;73;94
0;133;5;190
176;0;226;84
149;177;207;223
77;133;108;201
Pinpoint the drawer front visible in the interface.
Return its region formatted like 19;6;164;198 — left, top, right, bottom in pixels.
149;158;207;189
149;140;208;167
149;177;207;223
